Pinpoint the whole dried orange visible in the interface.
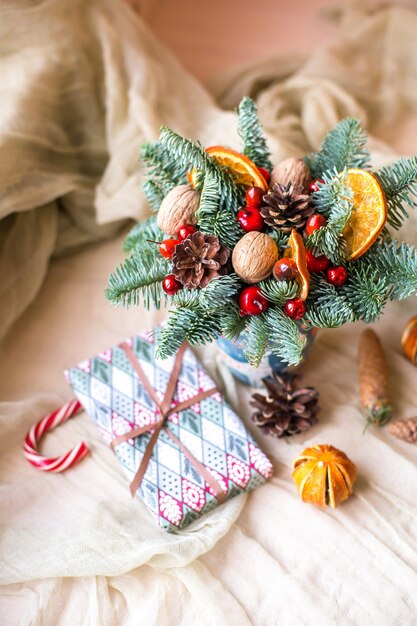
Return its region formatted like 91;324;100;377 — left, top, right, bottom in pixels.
342;169;387;260
188;146;268;191
292;444;357;508
284;230;310;300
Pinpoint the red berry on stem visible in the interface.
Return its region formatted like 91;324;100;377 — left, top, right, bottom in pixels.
273;258;299;281
162;274;182;295
239;286;269;316
284;298;306;320
237;207;264;232
258;167;271;184
245;186;265;208
306;249;330;273
159;238;180;259
305;213;327;235
177;224;197;241
326;265;348;287
308;178;325;194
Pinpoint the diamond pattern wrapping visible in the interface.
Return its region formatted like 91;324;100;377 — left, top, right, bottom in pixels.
65;328;273;532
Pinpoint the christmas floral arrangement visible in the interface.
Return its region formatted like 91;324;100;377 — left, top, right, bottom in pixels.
106;97;417;367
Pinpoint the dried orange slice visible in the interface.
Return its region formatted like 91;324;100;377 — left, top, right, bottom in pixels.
284;230;310;300
188;146;268;191
342;169;387;260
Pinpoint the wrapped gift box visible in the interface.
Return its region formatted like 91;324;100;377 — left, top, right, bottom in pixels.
65;327;273;531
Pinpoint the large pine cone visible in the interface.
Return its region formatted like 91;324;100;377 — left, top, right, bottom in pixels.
172;231;230;290
250;372;319;437
261;182;313;233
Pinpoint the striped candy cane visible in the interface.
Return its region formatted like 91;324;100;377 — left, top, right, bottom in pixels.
24;399;90;472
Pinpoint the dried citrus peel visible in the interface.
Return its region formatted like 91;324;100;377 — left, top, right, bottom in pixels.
284;230;310;300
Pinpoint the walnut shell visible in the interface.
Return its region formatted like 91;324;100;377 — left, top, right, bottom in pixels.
157;185;200;235
270;158;312;192
232;232;278;284
292;444;357;508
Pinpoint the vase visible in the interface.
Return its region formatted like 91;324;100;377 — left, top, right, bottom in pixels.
216;327;316;388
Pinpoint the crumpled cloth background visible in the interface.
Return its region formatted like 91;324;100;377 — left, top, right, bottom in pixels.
2;0;417;624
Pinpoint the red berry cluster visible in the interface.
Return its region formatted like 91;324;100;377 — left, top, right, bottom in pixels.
237;185;266;232
160;224;197;295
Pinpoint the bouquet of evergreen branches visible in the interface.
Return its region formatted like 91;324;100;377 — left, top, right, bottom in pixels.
106;97;417;367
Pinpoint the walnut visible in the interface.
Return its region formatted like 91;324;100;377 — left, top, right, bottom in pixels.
156;185;200;235
270;158;312;192
232;232;278;284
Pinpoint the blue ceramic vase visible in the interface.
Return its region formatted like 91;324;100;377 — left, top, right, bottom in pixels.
216;328;316;388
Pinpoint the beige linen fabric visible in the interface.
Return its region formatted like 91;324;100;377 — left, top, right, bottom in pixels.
0;0;239;341
2;1;417;624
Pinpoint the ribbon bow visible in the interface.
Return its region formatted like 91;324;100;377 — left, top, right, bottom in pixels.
111;341;227;503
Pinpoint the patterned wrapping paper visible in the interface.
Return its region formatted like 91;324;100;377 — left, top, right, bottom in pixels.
65;328;273;532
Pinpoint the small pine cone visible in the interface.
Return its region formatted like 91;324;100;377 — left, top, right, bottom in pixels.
172;231;230;290
388;417;417;443
261;182;313;234
250;372;319;438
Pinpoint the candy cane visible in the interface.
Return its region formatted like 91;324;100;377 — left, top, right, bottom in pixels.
23;399;89;472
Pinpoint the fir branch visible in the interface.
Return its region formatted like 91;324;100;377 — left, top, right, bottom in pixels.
306;277;354;327
220;302;248;341
142;180;166;212
305;308;348;329
307;117;370;179
159;127;243;210
306;227;346;264
159;128;245;247
306;169;353;262
123;216;164;253
237;97;272;170
376;157;417;229
341;263;388;322
141;141;187;191
268;229;290;251
242;314;269;367
140;141;188;212
369;240;417;300
264;307;306;366
196;173;244;248
259;278;298;305
156;308;222;359
172;275;241;311
105;247;169;309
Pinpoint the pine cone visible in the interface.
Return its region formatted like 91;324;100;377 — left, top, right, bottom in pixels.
250;372;319;437
388;417;417;443
172;231;230;290
261;182;313;233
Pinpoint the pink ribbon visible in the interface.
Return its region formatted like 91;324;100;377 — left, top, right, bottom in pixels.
111;342;227;503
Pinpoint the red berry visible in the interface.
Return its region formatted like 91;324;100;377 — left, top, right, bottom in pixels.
245;186;265;208
239;286;269;316
305;213;327;235
159;238;179;259
308;178;325;194
177;224;197;241
237;207;264;232
326;265;348;287
258;167;271;184
306;249;331;273
273;258;299;281
284;298;306;320
162;274;182;295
